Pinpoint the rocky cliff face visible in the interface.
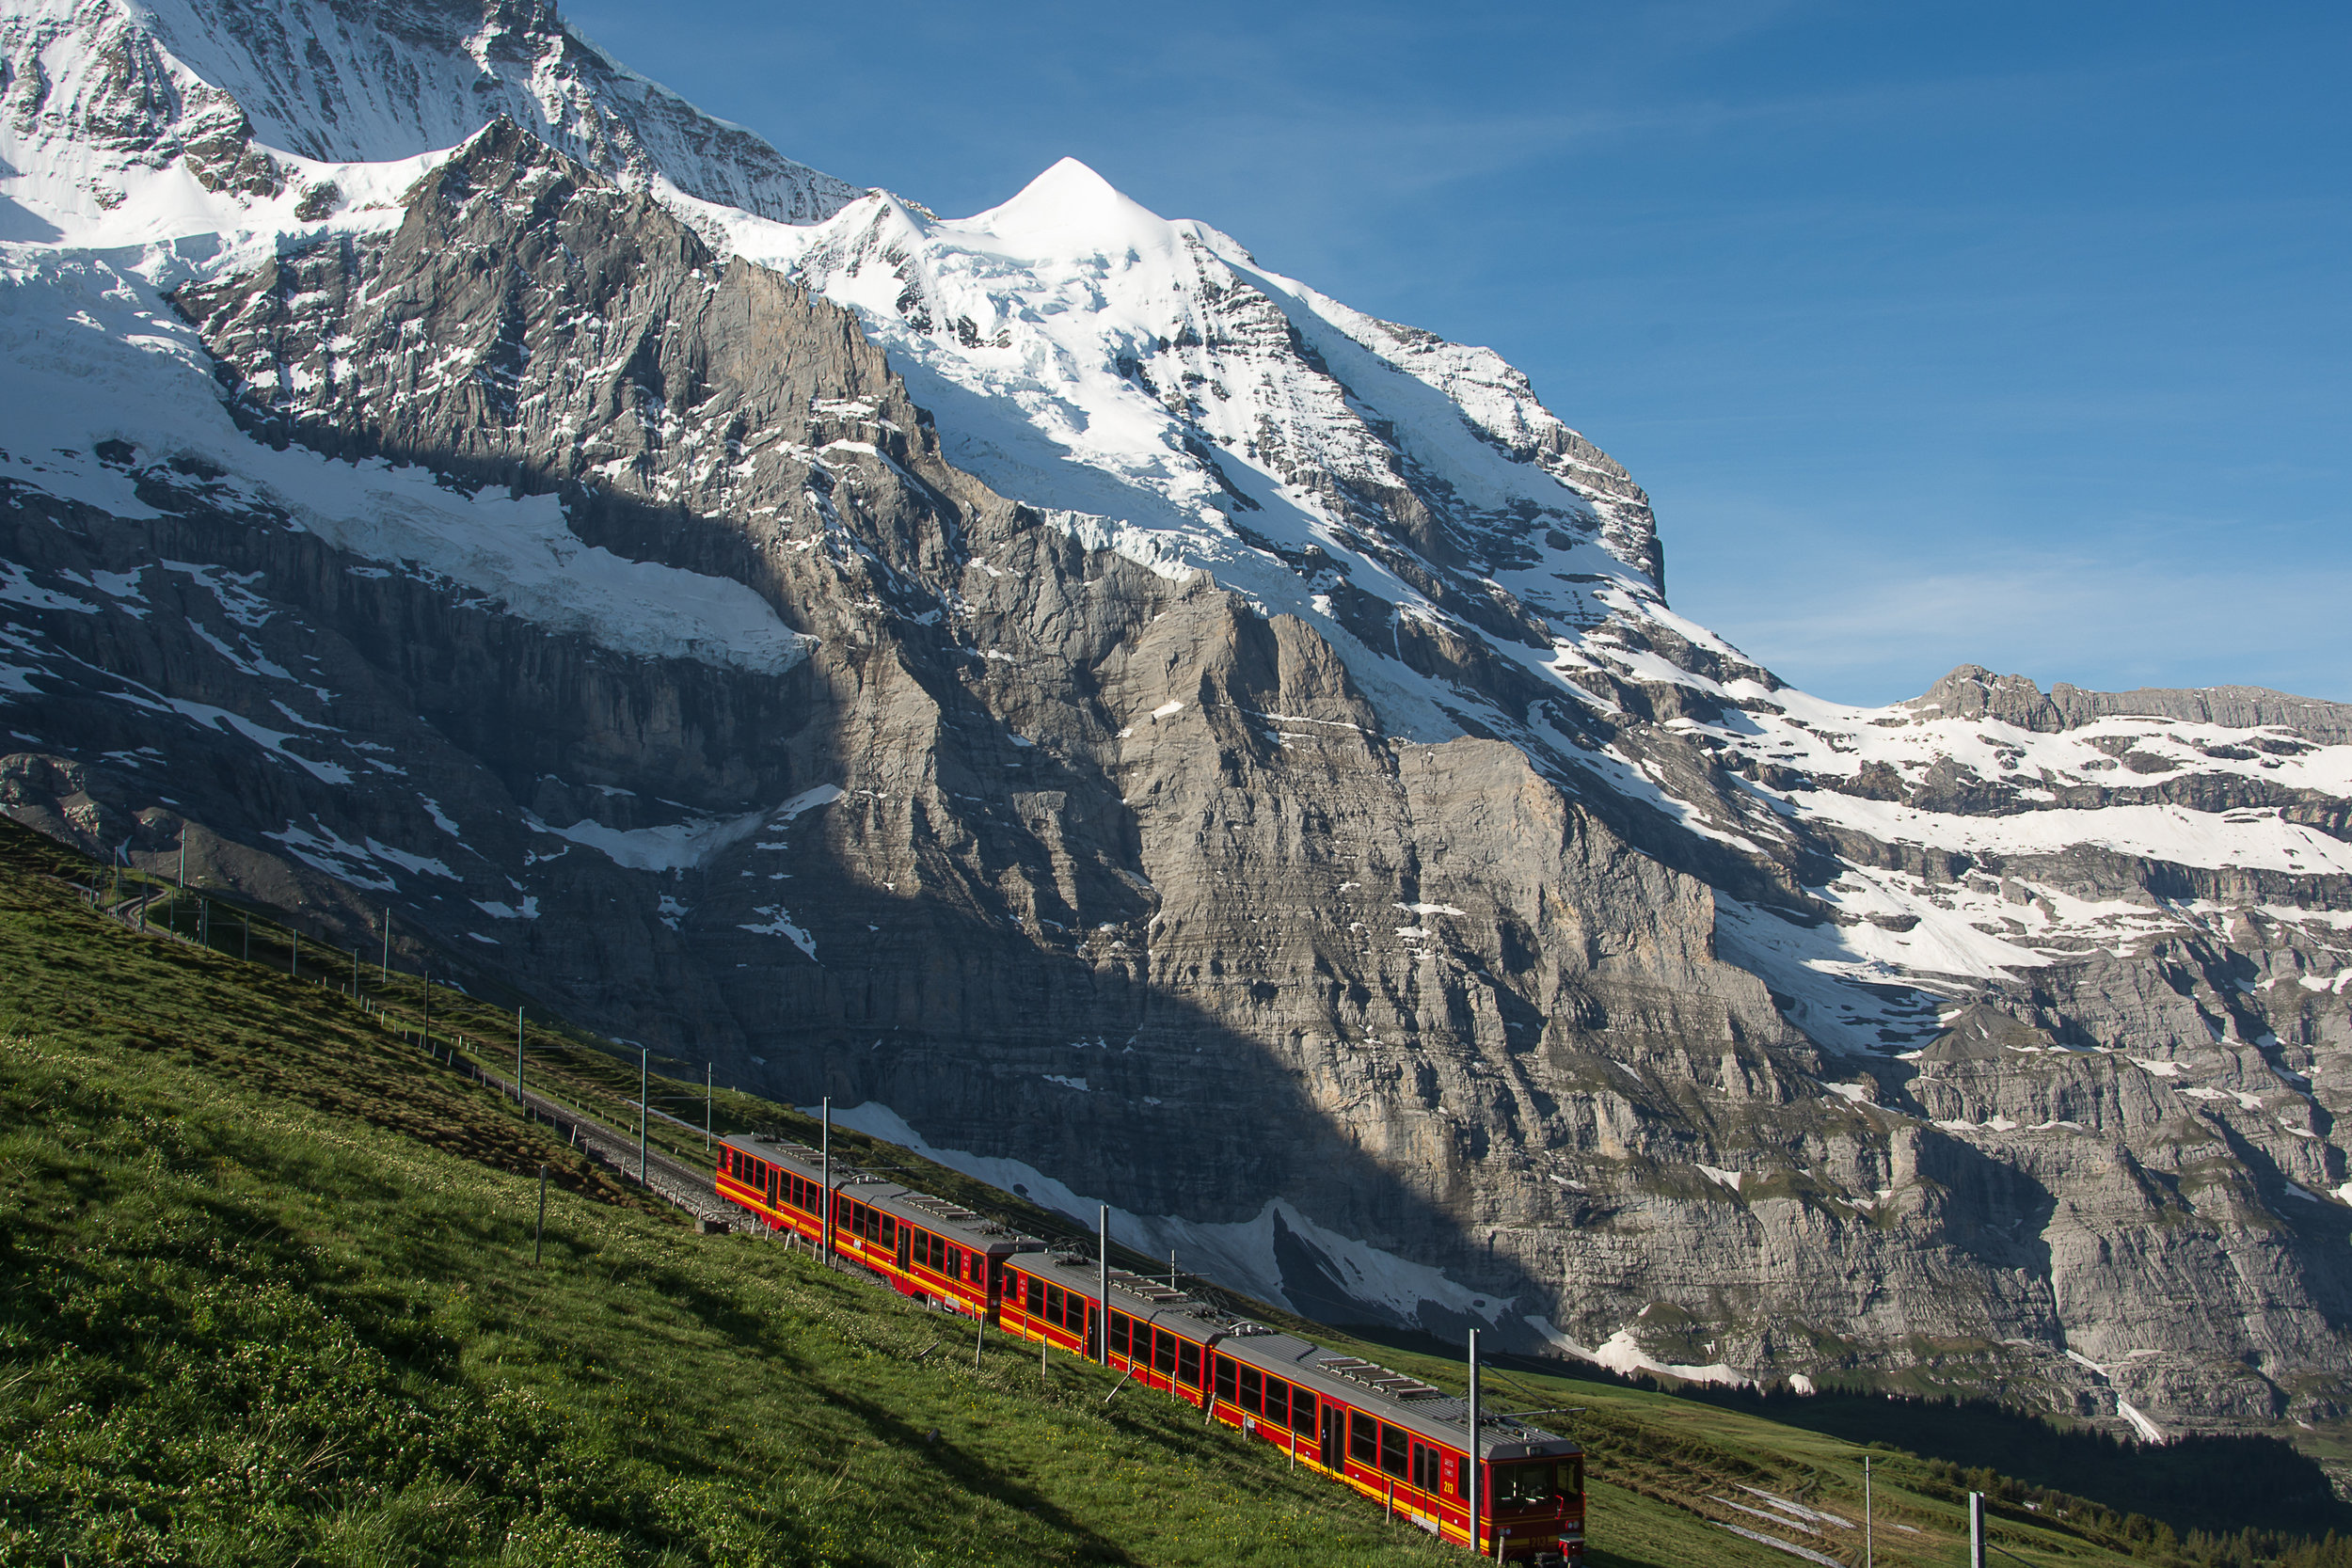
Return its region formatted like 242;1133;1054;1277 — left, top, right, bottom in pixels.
0;0;2345;1444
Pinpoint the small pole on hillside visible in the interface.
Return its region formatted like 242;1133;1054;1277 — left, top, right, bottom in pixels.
1968;1492;1986;1568
1097;1205;1110;1365
704;1062;712;1149
638;1047;648;1185
1864;1455;1872;1568
178;837;185;890
1468;1327;1482;1554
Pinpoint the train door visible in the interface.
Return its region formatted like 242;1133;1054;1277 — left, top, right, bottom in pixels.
895;1225;911;1273
1320;1402;1344;1469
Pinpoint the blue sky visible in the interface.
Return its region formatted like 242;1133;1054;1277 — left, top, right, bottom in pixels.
571;0;2348;706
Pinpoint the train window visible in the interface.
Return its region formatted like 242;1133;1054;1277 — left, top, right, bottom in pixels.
1026;1275;1043;1313
1290;1387;1315;1435
1067;1293;1088;1333
1213;1353;1235;1403
1349;1410;1377;1465
1177;1339;1200;1388
880;1213;895;1246
1412;1442;1441;1495
1238;1365;1262;1416
1152;1328;1176;1376
1263;1377;1288;1428
1045;1284;1064;1325
1492;1461;1559;1509
1378;1423;1408;1480
1454;1454;1470;1500
1112;1312;1135;1360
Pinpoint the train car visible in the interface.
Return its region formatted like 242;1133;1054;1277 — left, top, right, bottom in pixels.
1213;1336;1584;1560
1000;1251;1584;1561
1002;1252;1216;1408
716;1145;1582;1561
714;1133;1042;1316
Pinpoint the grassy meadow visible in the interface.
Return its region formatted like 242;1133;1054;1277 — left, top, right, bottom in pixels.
1;819;2345;1566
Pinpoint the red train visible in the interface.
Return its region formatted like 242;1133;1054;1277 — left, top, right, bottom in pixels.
716;1132;1585;1562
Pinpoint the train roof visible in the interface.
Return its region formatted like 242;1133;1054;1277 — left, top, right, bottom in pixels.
1007;1252;1578;1463
721;1132;1045;1254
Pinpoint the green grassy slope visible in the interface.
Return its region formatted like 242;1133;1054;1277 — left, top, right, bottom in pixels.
0;823;2339;1567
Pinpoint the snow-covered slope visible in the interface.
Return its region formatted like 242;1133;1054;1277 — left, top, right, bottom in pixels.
1;0;2348;1439
0;0;858;240
675;158;1688;743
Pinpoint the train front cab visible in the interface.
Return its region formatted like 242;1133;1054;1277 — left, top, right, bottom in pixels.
1486;1449;1584;1562
1204;1338;1584;1561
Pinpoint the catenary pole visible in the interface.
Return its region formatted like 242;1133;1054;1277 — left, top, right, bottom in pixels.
516;1007;524;1102
1097;1205;1110;1365
820;1097;833;1259
1969;1492;1986;1568
1864;1455;1873;1568
1467;1328;1482;1555
704;1062;712;1148
638;1047;648;1184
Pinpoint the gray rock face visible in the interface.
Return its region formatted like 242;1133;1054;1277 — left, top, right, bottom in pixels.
1;7;2347;1447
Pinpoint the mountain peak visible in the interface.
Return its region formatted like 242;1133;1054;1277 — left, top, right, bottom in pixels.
965;155;1176;256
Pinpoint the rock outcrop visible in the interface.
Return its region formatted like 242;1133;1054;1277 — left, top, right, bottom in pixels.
0;0;2345;1445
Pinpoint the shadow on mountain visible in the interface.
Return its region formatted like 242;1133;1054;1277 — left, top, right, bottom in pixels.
1684;1385;2352;1542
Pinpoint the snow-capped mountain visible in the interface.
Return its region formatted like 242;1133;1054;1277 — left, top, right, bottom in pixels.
2;0;2347;1444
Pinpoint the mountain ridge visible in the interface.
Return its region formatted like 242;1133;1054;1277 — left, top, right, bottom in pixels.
0;0;2345;1446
